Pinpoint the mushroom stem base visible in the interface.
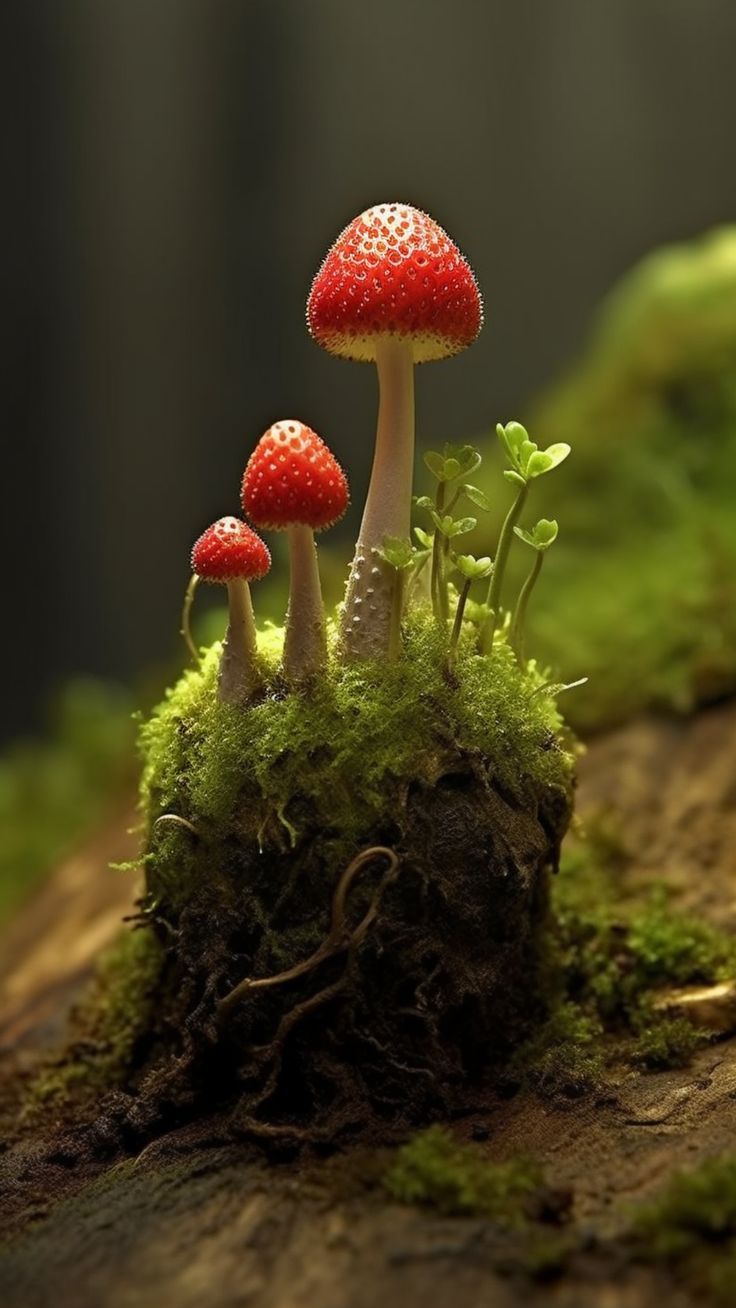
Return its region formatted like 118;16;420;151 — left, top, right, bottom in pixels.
283;525;326;683
219;580;259;705
340;338;415;659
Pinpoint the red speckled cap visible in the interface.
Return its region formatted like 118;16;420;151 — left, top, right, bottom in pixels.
241;420;349;531
307;202;482;364
191;516;271;583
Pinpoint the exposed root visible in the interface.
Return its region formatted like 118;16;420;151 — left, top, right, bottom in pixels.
153;814;201;839
99;763;571;1147
218;845;399;1015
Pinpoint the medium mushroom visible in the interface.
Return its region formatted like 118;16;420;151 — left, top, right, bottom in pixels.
190;516;270;705
241;419;348;683
307;202;482;659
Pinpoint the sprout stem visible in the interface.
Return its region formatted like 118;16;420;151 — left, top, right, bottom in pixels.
340;338;415;658
388;568;407;661
283;523;326;684
218;578;259;706
407;551;431;607
448;576;472;663
482;482;528;652
181;573;200;664
510;549;544;667
430;482;446;622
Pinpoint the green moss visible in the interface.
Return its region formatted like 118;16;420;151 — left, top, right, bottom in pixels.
632;1155;736;1303
0;680;136;925
139;612;573;904
556;861;736;1019
509;826;736;1092
629;1015;707;1070
506;1001;604;1095
635;1156;736;1257
627;891;736;987
384;1126;542;1225
26;927;164;1115
472;226;736;733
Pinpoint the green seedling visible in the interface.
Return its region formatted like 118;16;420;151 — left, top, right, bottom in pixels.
482;423;570;652
510;519;559;665
449;554;493;663
378;537;430;660
420;444;491;624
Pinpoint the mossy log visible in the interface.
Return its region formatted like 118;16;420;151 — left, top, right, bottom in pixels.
5;702;736;1308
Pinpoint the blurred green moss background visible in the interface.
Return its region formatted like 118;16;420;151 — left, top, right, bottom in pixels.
501;226;736;731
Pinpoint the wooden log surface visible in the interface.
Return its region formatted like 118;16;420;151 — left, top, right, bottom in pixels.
1;702;736;1307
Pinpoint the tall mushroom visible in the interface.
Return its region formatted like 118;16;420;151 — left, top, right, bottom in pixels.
241;419;348;684
307;202;482;659
190;516;270;705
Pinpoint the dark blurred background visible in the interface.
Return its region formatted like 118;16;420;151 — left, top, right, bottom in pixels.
3;0;736;741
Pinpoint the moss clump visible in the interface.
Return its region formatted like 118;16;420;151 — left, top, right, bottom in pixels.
140;614;572;867
509;827;736;1093
626;892;736;988
631;1155;736;1304
384;1126;543;1225
124;613;575;1142
558;878;736;1024
26;927;164;1117
505;1001;604;1096
629;1015;705;1070
557;867;736;1030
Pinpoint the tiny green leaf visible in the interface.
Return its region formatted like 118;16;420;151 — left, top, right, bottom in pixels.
413;526;434;550
513;526;535;548
413;495;434;510
544;442;571;470
443;443;482;478
513;518;559;551
430;512;477;538
463;484;492;511
453;554;493;581
520;439;538;467
525;450;554;478
503;468;527;487
497;421;530;464
430;511;453;535
534;518;559;546
447;516;478;538
379;536;415;570
423;451;446;480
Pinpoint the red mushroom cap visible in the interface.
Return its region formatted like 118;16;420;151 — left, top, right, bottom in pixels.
241;420;349;532
191;516;271;583
307;202;482;365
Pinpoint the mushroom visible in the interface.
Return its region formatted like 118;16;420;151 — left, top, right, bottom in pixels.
241;419;348;683
190;516;270;705
307;202;482;659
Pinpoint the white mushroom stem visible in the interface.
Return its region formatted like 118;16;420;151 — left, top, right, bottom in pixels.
283;523;326;683
218;578;260;706
340;337;415;658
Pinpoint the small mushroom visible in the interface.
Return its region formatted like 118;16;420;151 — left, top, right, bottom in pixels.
190;516;270;705
307;202;482;659
241;420;348;683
